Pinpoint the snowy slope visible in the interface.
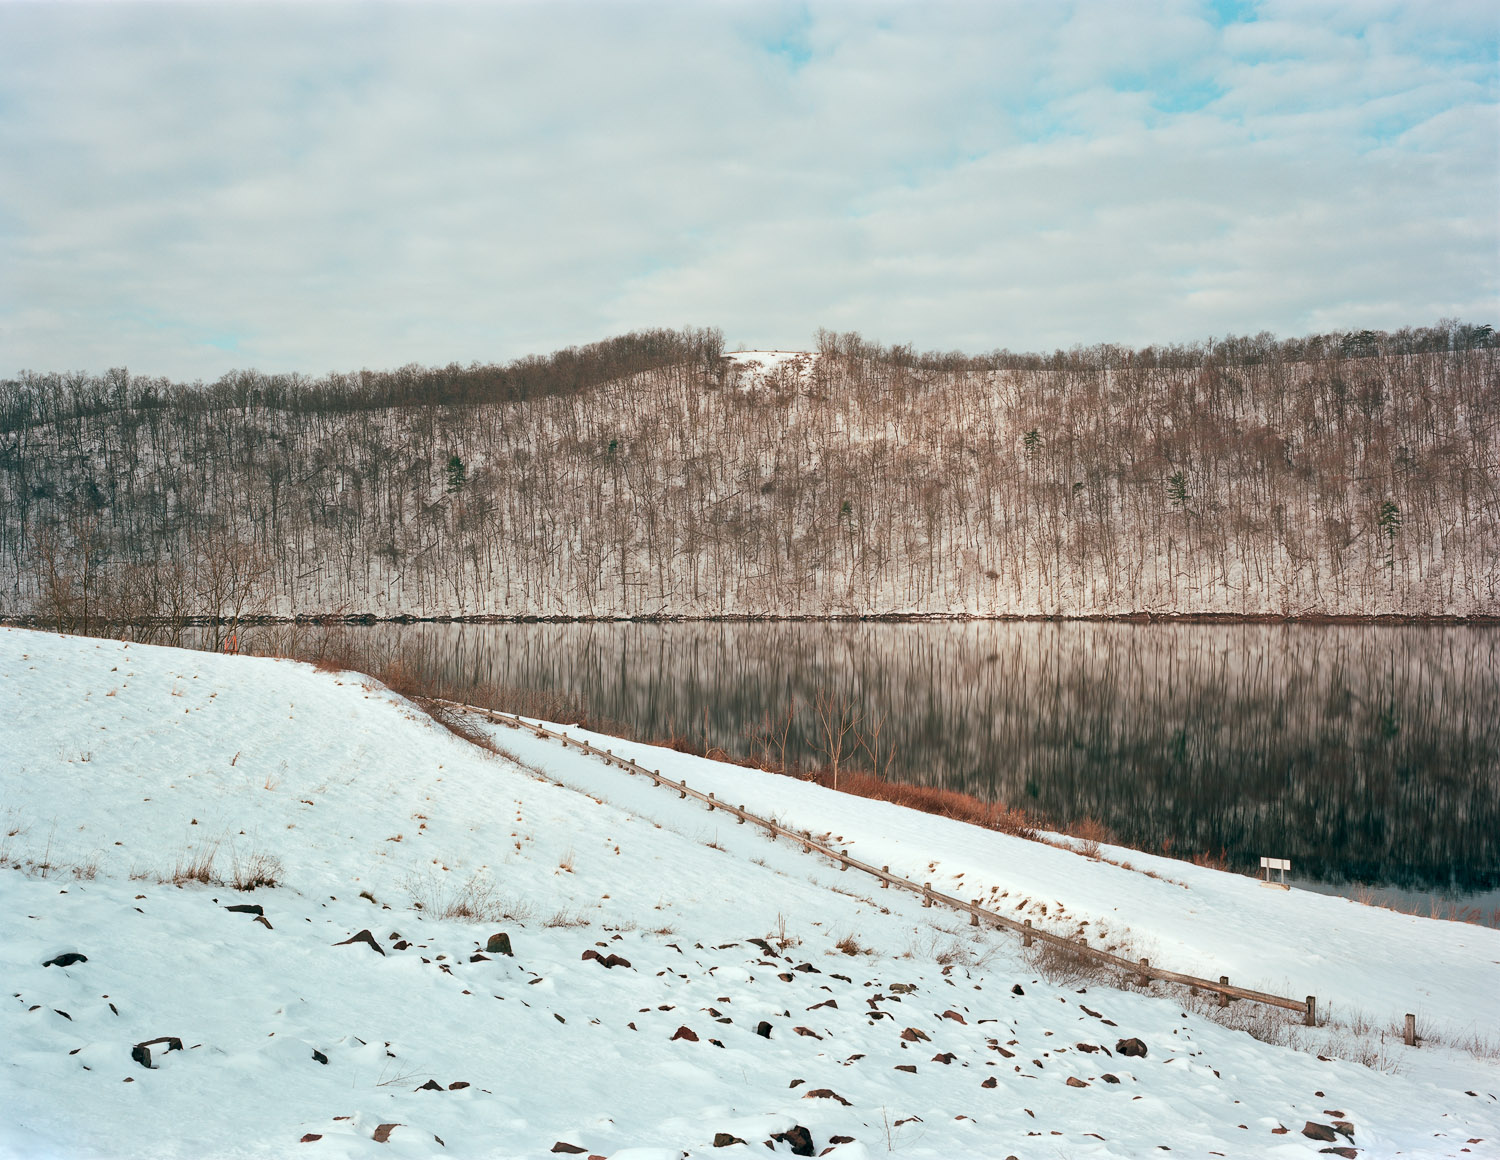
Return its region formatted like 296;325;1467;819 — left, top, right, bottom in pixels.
2;628;1497;1159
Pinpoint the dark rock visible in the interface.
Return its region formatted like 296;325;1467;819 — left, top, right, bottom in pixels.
982;1076;998;1088
300;1134;322;1143
603;954;632;969
670;1025;699;1042
1101;1073;1121;1084
448;1081;470;1090
755;1021;773;1038
713;1132;746;1147
416;1079;444;1091
1318;1150;1357;1159
942;1009;967;1023
1115;1038;1147;1058
770;1125;815;1156
550;1144;586;1155
930;1052;955;1064
1302;1123;1338;1142
469;953;490;963
581;949;603;963
803;1088;850;1105
254;915;273;929
1066;1077;1089;1088
895;1064;917;1073
311;1049;328;1065
485;932;513;955
392;940;410;951
130;1036;183;1069
900;1027;930;1042
42;953;87;968
1076;1043;1099;1053
794;963;819;973
333;929;385;955
373;1124;400;1143
1332;1121;1355;1140
748;937;774;954
226;904;263;916
889;983;916;994
1011;984;1025;995
829;1137;854;1145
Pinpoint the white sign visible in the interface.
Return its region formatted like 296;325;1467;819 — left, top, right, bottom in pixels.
1260;857;1290;870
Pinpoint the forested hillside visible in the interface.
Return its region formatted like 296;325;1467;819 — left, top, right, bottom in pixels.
2;322;1495;624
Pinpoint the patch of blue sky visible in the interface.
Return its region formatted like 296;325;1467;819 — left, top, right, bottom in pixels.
1203;0;1259;28
756;4;814;72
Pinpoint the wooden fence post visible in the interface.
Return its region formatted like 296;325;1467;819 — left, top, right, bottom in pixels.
707;792;715;811
880;866;889;888
737;804;746;824
1022;919;1032;947
1219;976;1230;1008
1304;996;1317;1027
1404;1013;1416;1046
970;901;980;926
922;882;933;908
1137;958;1150;986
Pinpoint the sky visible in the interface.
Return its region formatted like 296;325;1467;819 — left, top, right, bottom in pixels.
0;0;1496;381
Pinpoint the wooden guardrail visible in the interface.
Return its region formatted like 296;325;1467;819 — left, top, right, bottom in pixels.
446;700;1318;1026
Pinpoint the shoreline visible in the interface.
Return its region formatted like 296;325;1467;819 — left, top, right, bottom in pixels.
4;611;1498;627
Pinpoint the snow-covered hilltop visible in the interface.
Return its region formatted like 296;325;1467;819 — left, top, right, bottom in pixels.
3;325;1496;621
2;627;1497;1157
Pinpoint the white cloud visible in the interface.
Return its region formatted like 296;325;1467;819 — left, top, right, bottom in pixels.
0;0;1494;378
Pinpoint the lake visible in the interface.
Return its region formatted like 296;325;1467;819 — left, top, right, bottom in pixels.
248;619;1500;925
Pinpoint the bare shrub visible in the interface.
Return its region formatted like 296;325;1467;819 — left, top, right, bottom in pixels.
1025;936;1112;986
165;841;220;886
835;933;872;956
1067;817;1111;859
543;908;589;928
230;848;283;890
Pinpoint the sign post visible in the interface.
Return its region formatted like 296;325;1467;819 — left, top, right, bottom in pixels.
1259;856;1290;889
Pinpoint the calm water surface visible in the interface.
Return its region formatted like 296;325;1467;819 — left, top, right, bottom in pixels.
266;621;1500;924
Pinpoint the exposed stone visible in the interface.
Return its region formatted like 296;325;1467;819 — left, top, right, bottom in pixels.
829;1137;854;1145
1302;1123;1338;1142
1101;1073;1121;1084
670;1025;699;1042
942;1010;968;1023
769;1125;815;1156
604;954;632;969
982;1076;998;1088
1066;1077;1089;1088
372;1124;399;1143
448;1081;470;1090
1332;1121;1356;1139
254;915;273;929
485;932;513;955
930;1052;955;1064
469;953;490;963
131;1037;183;1069
581;949;603;963
755;1021;773;1038
42;953;87;968
300;1134;322;1143
1076;1043;1100;1053
225;903;263;916
311;1049;328;1065
416;1080;444;1091
889;983;916;994
793;1026;822;1039
1115;1038;1147;1058
1318;1150;1357;1159
895;1064;917;1073
900;1027;931;1042
550;1144;586;1155
804;1088;850;1105
794;963;819;973
333;929;385;955
713;1132;746;1147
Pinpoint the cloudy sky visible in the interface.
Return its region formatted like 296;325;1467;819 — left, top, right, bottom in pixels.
1;0;1496;380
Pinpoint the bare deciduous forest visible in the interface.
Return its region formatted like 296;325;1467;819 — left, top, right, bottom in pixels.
1;321;1495;627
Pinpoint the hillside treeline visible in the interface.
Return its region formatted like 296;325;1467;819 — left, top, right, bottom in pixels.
1;321;1495;627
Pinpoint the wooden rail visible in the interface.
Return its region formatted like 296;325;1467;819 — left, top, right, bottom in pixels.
447;701;1317;1025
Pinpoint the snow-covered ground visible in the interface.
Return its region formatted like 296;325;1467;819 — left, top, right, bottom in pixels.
2;627;1496;1159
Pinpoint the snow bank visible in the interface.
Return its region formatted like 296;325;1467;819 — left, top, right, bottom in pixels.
2;628;1496;1158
